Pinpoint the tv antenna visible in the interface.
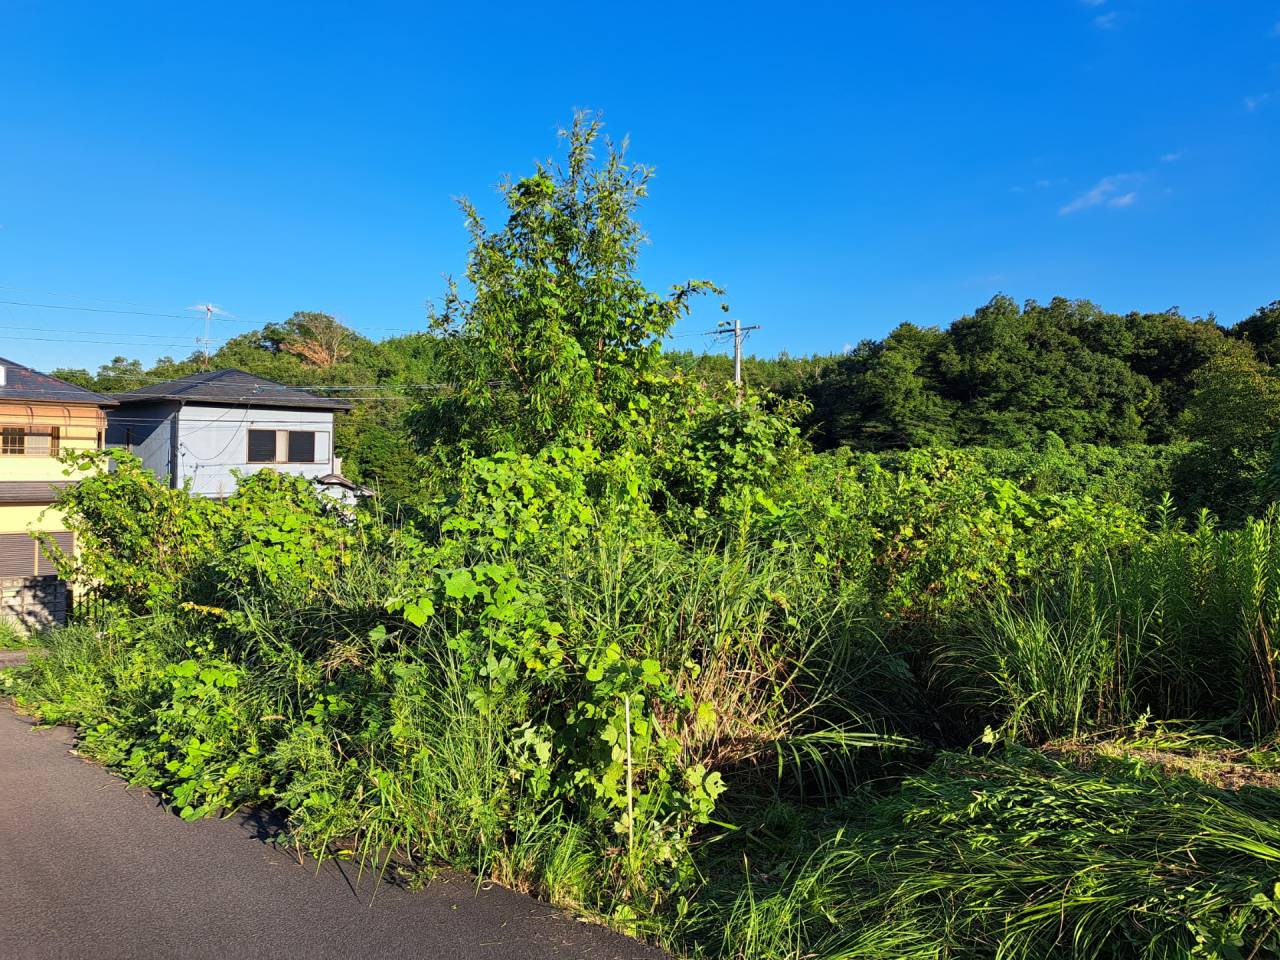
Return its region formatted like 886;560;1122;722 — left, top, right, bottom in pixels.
187;303;225;369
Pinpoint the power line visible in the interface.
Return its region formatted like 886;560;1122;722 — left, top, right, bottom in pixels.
704;318;762;404
0;323;231;344
0;299;197;322
0;284;184;312
0;379;481;403
0;298;428;336
0;335;213;349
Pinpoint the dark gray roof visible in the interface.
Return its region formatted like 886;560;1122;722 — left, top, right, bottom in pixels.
0;481;74;504
111;370;351;411
0;357;116;406
317;473;373;496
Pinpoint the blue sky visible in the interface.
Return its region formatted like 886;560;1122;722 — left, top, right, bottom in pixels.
2;0;1278;372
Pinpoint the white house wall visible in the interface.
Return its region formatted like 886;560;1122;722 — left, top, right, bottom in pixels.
175;405;335;498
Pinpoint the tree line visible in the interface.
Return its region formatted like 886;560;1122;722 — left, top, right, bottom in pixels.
55;295;1280;516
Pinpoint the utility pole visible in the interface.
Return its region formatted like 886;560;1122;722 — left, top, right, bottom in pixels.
733;316;742;392
701;318;761;406
727;317;761;406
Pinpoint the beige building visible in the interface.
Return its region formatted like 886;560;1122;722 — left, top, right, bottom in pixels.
0;357;114;627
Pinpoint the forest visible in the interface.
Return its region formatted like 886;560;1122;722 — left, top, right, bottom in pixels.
8;116;1280;959
55;284;1280;523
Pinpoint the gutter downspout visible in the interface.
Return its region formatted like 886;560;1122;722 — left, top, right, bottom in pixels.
170;400;183;489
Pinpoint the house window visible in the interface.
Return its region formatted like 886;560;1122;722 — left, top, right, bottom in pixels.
247;429;321;464
0;426;61;456
287;431;316;464
1;427;24;455
247;430;277;463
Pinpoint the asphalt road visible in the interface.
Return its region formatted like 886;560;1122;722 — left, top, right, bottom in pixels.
0;704;668;960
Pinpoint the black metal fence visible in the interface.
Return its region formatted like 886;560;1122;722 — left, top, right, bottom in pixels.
68;584;110;625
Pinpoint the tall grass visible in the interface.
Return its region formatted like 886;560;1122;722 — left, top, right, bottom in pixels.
943;510;1280;742
538;529;914;785
10;471;1280;958
5;523;913;934
714;749;1280;960
0;619;33;650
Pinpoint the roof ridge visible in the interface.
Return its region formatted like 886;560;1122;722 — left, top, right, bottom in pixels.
109;368;350;410
0;356;117;405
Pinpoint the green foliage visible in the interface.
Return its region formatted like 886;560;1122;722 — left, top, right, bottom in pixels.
943;435;1187;510
46;450;353;614
11;116;1280;960
945;509;1280;742
16;436;909;924
1179;352;1280;520
0;620;35;650
417;112;721;457
1229;300;1280;365
647;382;809;518
803;296;1238;452
778;448;1145;624
45;451;219;612
214;468;353;594
716;749;1280;959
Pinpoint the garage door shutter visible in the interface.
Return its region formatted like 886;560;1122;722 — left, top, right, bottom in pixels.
0;534;35;577
36;531;74;576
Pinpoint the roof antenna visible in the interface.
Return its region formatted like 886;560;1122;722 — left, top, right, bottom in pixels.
187;303;224;370
200;304;212;369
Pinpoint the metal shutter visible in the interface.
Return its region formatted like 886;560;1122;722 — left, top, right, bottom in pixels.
287;431;316;463
247;430;276;463
0;533;34;577
36;531;74;576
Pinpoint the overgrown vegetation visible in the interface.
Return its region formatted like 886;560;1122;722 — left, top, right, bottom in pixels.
7;115;1280;958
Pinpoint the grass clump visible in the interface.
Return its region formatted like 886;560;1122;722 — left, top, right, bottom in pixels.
712;749;1280;960
942;507;1280;745
0;619;36;650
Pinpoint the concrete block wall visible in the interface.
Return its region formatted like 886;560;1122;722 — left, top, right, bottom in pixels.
0;575;67;631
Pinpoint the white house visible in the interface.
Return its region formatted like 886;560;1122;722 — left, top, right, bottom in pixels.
106;369;363;500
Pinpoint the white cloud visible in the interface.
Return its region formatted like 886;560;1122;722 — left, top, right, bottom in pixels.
1059;174;1140;215
1080;0;1106;6
1160;151;1183;163
1094;11;1119;29
1246;91;1276;111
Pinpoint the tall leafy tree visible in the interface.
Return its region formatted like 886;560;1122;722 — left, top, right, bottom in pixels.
1178;350;1280;518
1230;300;1280;366
273;311;363;369
806;326;956;449
416;112;719;455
